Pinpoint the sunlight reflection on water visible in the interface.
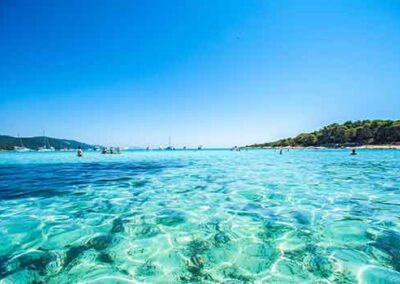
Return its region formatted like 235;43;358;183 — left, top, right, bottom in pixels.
0;149;399;283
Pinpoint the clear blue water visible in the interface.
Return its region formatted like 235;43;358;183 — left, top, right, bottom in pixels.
0;149;399;283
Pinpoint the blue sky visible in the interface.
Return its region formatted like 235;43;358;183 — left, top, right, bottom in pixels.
1;0;399;147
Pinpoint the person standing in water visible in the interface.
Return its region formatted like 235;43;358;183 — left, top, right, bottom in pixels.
77;147;83;157
350;149;357;155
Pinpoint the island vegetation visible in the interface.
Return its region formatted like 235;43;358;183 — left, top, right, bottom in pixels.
250;120;400;148
0;135;95;151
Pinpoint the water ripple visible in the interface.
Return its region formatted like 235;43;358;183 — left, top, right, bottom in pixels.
0;149;399;283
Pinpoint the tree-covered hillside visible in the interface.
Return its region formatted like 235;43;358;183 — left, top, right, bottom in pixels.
251;120;400;147
0;135;95;150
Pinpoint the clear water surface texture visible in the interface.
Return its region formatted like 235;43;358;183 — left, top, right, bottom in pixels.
0;149;399;283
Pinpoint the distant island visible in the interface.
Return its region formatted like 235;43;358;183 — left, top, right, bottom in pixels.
250;120;400;148
0;135;96;151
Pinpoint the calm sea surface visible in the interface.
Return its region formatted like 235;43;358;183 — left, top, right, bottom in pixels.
0;149;399;283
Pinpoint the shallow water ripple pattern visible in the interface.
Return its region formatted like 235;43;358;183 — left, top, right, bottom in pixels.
0;149;399;283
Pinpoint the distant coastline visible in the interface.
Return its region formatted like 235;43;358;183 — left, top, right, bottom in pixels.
249;120;400;149
0;135;96;151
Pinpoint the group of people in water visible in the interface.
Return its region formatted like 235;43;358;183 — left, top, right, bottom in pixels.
277;148;357;155
101;147;121;155
77;146;121;157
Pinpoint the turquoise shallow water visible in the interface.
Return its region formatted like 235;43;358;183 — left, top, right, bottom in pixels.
0;149;399;283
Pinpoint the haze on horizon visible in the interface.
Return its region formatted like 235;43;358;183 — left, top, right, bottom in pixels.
1;0;399;147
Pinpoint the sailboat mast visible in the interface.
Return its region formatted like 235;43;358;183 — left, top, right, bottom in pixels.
18;133;24;148
43;130;46;148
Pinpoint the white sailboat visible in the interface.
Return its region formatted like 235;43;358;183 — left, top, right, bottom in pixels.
165;136;173;150
38;131;55;152
14;133;32;152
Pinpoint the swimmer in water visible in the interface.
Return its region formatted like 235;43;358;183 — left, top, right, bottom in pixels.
350;149;357;156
